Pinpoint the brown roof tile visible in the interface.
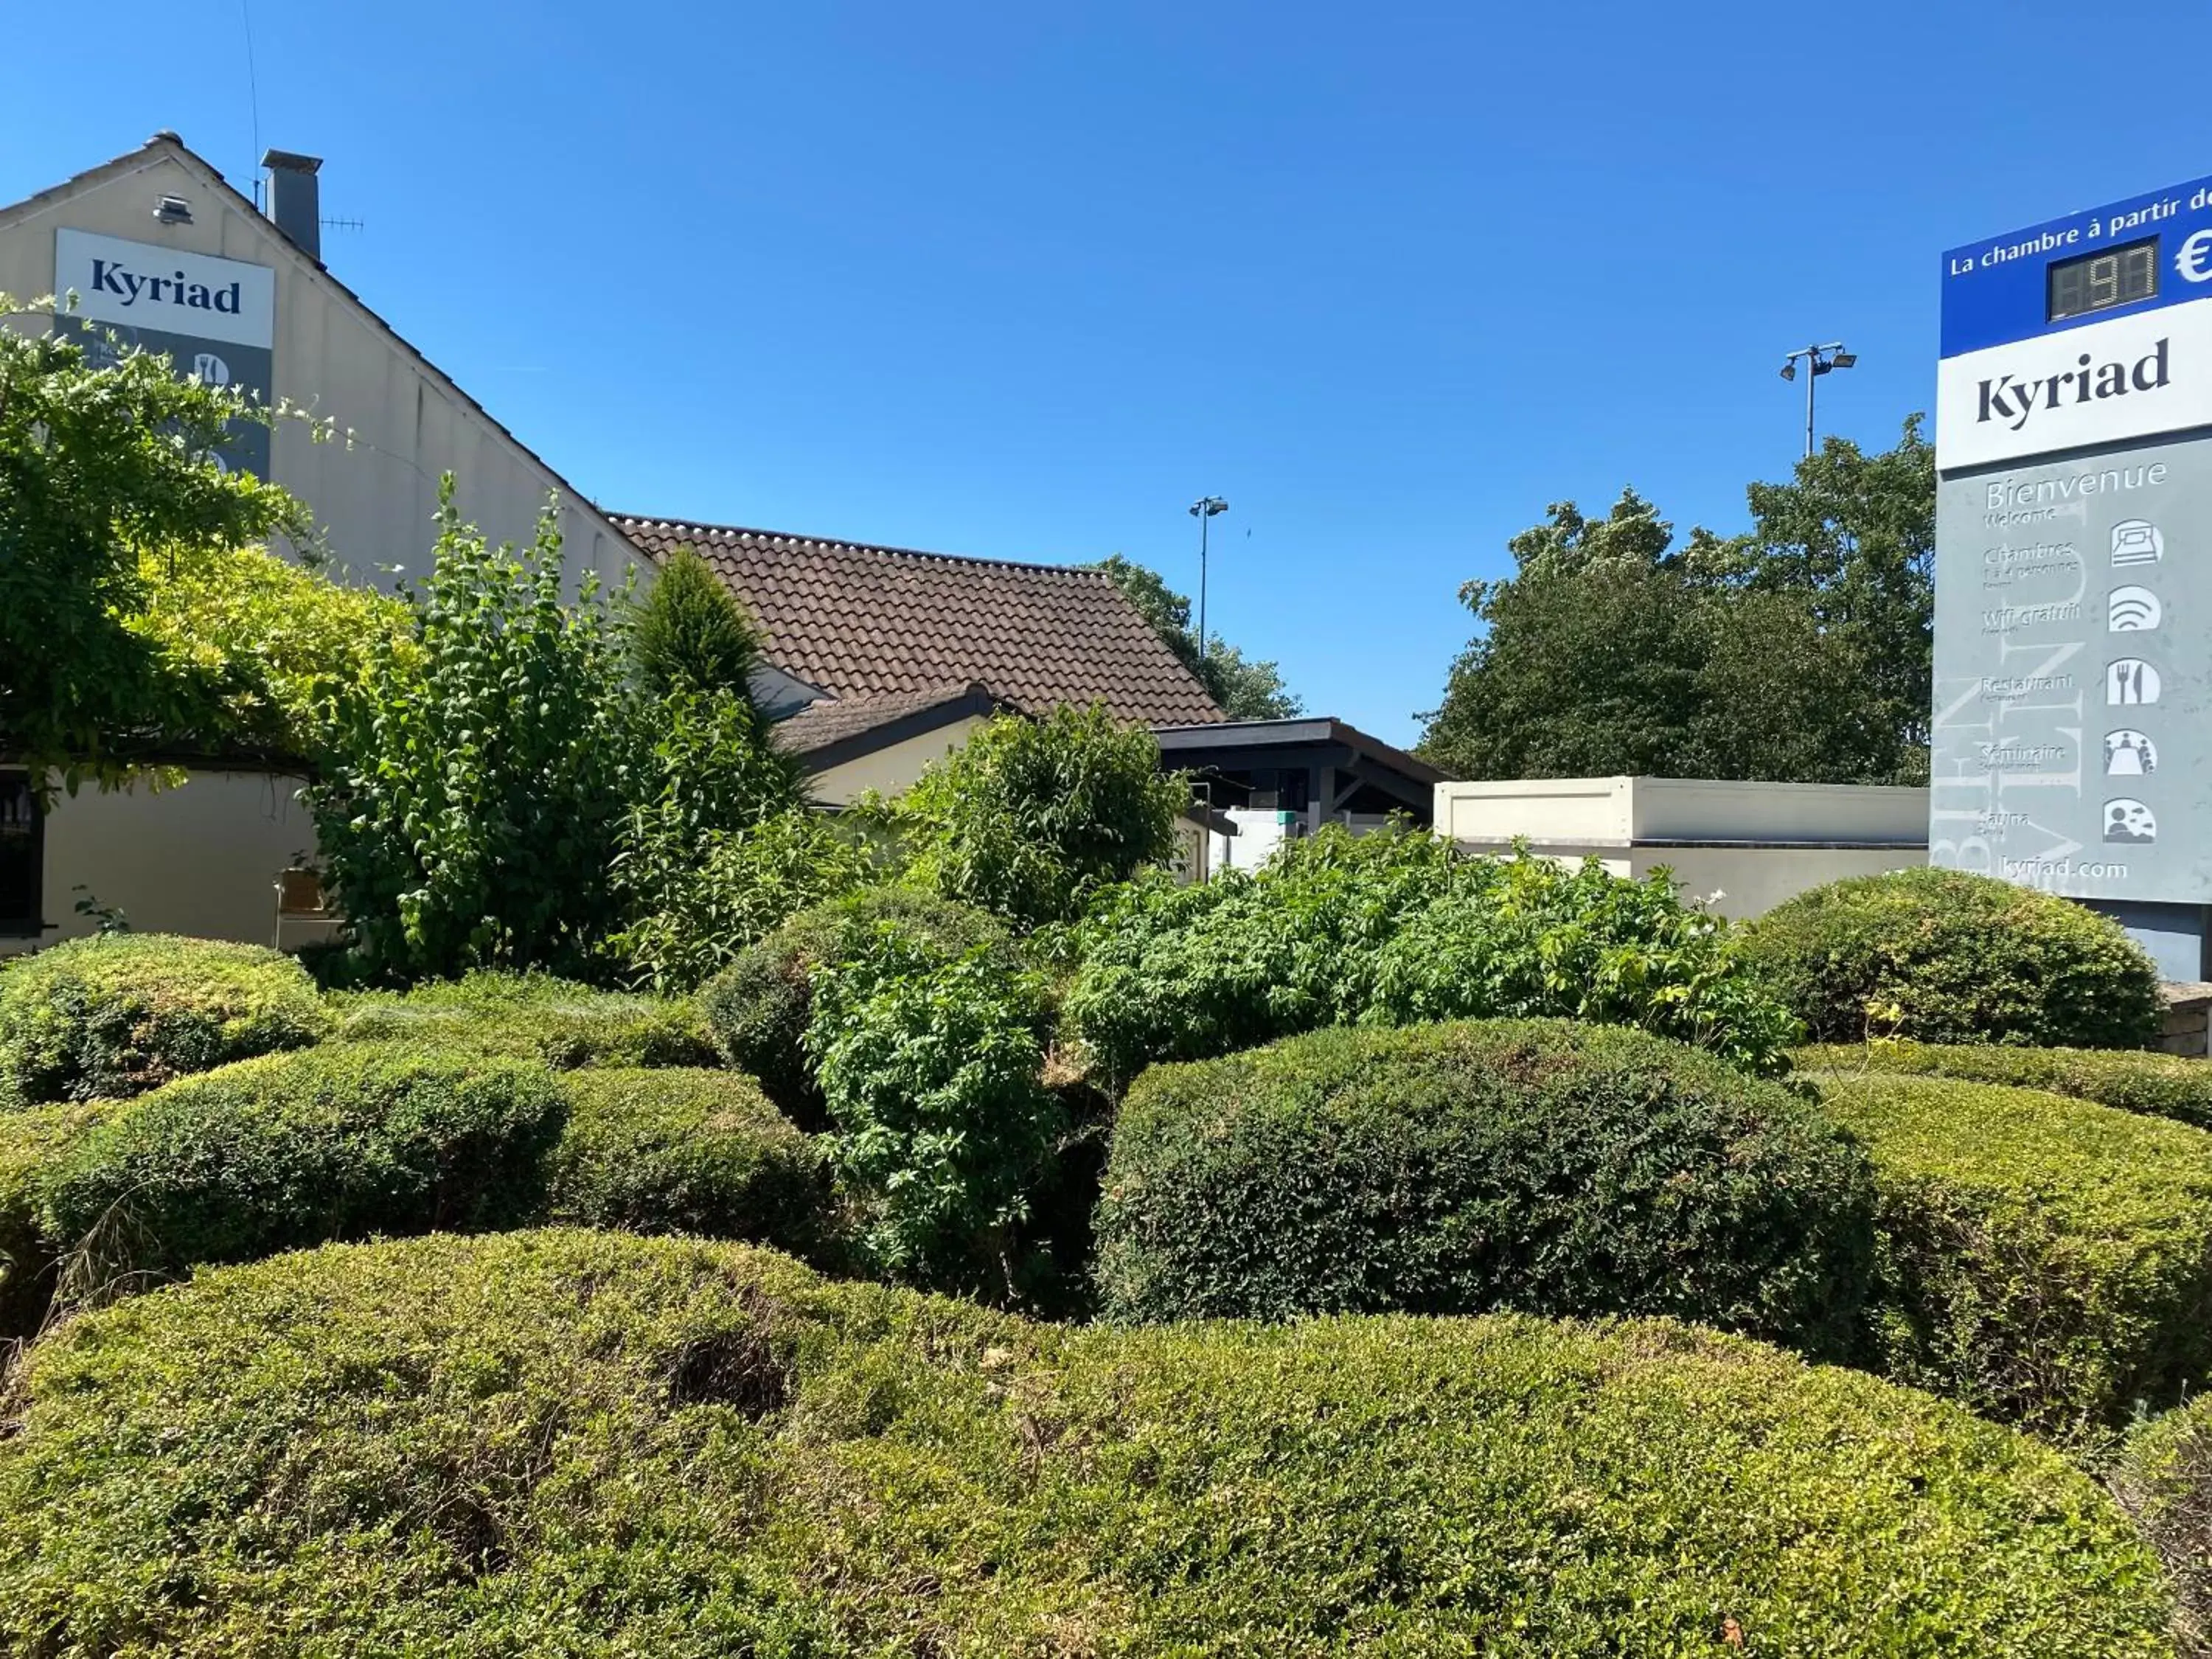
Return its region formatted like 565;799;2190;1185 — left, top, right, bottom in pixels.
610;517;1224;727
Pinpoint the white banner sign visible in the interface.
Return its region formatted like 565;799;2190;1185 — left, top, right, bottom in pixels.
1937;302;2212;470
54;229;274;349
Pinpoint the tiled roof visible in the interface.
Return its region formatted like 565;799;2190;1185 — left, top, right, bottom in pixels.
611;517;1224;727
774;681;995;759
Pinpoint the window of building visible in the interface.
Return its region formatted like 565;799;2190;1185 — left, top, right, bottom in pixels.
0;774;43;937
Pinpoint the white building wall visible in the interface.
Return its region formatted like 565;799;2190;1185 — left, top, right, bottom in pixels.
0;141;643;596
3;771;332;957
1433;776;1930;921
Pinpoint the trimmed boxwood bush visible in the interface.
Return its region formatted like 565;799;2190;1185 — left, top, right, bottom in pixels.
700;886;1008;1124
0;1101;111;1339
0;1229;2172;1655
1801;1038;2212;1131
1741;866;2163;1048
331;970;714;1069
1096;1018;1877;1359
35;1043;567;1282
0;933;327;1107
544;1068;836;1255
1808;1068;2212;1439
2115;1394;2212;1657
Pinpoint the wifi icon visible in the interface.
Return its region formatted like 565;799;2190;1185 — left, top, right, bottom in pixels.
2109;585;2163;632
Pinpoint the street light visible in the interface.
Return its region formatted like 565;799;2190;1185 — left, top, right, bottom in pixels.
1189;495;1229;661
1778;342;1855;458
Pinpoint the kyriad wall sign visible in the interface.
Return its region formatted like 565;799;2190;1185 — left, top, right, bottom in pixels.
52;229;276;478
1932;174;2212;906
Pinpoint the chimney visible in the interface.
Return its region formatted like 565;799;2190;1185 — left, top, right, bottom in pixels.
260;148;323;262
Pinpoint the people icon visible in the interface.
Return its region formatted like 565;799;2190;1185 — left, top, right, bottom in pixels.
2105;730;2158;776
2104;799;2157;844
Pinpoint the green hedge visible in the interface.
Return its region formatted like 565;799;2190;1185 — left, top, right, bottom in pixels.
0;1101;111;1339
1808;1069;2212;1439
0;933;327;1107
1096;1019;1876;1359
0;1229;2171;1655
330;970;714;1069
2115;1394;2212;1658
700;886;1009;1124
543;1068;835;1256
35;1043;567;1282
1801;1040;2212;1131
1741;867;2163;1048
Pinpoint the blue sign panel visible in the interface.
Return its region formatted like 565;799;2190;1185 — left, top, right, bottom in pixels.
1942;175;2212;358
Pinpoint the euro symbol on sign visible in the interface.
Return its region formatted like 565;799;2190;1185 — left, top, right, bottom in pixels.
2179;229;2212;284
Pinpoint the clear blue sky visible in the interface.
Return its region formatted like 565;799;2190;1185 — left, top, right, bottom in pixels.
7;1;2209;744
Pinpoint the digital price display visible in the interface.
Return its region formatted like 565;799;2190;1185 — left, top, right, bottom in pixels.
2048;237;2160;322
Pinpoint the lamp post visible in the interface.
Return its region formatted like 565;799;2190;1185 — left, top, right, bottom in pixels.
1778;343;1857;458
1189;495;1229;660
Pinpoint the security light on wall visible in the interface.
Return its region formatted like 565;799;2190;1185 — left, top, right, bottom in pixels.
153;194;193;225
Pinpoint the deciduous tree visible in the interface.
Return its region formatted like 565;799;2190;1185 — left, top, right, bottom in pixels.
1418;421;1933;785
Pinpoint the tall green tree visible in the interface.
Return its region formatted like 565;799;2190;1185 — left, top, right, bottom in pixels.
627;544;768;698
1090;554;1301;720
0;296;315;791
1417;420;1933;786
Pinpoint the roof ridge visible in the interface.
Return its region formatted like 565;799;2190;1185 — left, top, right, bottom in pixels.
607;513;1114;582
1;135;640;569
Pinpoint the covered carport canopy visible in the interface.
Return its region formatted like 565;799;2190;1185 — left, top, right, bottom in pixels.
1150;717;1444;827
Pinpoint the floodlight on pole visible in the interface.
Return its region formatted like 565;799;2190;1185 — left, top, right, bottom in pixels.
1189;495;1229;661
1778;342;1855;457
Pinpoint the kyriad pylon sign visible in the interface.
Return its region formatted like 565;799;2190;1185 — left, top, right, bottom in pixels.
1932;177;2212;905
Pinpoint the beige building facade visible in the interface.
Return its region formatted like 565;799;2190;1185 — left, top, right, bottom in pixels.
0;135;658;957
1433;776;1930;919
0;135;643;592
1;771;333;958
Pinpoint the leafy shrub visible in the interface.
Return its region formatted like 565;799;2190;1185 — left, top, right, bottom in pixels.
1366;855;1799;1075
1096;1019;1875;1358
1065;823;1479;1085
700;886;1008;1124
608;807;872;995
1066;825;1796;1086
1801;1039;2212;1131
0;1229;2169;1656
1808;1068;2212;1439
331;970;714;1069
1740;866;2163;1048
309;482;641;983
543;1068;836;1256
2115;1394;2212;1657
0;1101;111;1339
877;703;1187;930
35;1043;567;1282
808;931;1065;1298
0;933;327;1106
131;540;411;765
